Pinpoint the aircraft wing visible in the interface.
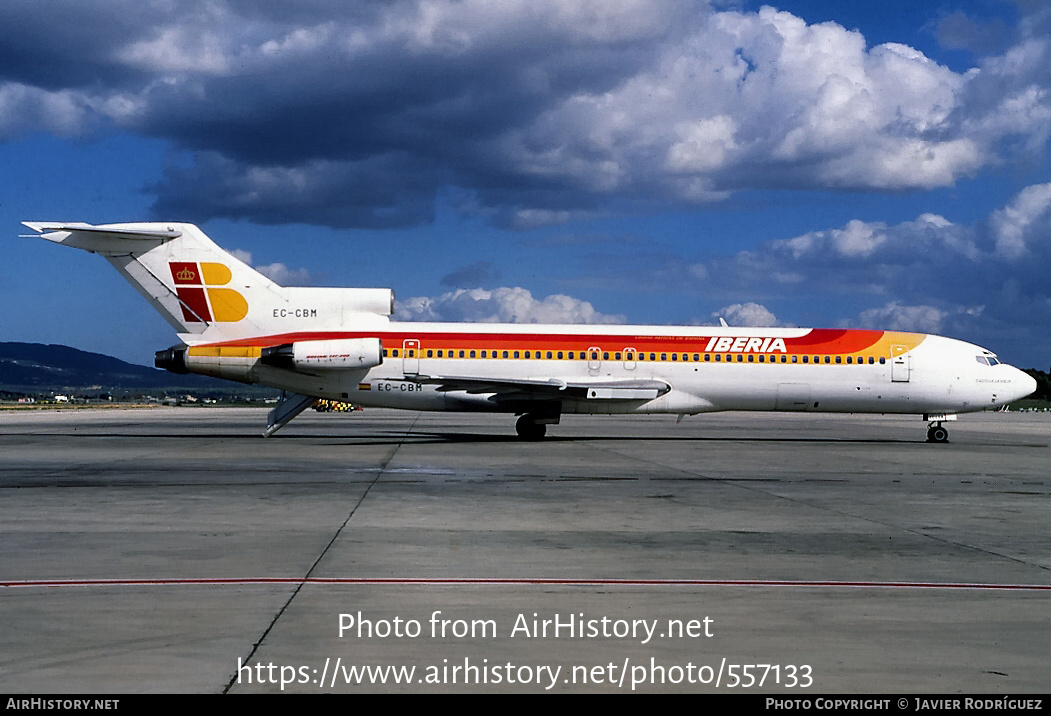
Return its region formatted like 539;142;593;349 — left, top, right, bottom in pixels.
408;374;671;401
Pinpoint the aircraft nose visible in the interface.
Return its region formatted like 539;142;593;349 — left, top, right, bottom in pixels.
1011;368;1037;402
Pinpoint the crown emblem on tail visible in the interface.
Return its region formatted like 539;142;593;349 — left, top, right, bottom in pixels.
176;268;196;281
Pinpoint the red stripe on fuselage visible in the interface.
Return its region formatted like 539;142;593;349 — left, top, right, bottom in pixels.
196;328;889;355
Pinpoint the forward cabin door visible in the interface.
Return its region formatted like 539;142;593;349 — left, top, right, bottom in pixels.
890;345;910;382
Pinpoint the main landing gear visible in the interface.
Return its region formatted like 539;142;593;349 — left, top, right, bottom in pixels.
515;414;547;440
926;422;949;443
516;411;561;440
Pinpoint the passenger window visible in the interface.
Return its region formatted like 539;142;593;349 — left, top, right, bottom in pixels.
879;357;886;364
748;355;754;362
459;350;465;358
835;356;841;364
427;350;433;357
802;356;808;364
704;354;711;362
715;354;722;362
514;351;520;359
615;352;622;360
503;351;509;359
480;350;487;358
383;349;388;357
693;354;700;361
603;352;609;360
736;354;743;362
436;350;442;357
409;349;415;357
671;353;677;361
470;350;476;358
393;349;399;357
791;355;797;363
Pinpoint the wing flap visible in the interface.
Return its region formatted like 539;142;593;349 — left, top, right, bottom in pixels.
409;373;670;401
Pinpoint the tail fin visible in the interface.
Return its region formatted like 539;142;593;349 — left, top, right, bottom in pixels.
23;222;280;341
23;222;393;343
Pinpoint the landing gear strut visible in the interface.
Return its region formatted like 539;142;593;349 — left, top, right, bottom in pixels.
515;414;547;440
926;422;949;443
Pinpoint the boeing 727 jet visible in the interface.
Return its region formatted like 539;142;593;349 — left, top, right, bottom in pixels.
24;221;1037;441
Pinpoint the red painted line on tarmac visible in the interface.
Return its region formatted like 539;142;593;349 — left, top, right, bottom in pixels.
1;577;1050;591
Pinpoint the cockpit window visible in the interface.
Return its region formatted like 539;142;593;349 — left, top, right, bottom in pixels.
975;355;1001;366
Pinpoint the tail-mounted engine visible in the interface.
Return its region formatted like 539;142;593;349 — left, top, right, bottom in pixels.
155;346;189;374
260;338;384;371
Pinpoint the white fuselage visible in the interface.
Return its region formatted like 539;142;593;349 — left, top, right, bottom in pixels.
193;323;1036;418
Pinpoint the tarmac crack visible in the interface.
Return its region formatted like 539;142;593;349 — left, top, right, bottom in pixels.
222;412;421;694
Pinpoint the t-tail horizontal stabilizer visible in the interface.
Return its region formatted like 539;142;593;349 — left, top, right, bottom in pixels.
264;392;318;437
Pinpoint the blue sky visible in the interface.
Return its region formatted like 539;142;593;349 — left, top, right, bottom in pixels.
3;0;1051;369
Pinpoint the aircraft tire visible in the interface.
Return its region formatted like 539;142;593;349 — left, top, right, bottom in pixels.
516;415;547;440
927;426;949;443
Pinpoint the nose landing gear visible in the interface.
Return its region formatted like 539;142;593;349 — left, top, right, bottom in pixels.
923;413;955;443
926;422;949;443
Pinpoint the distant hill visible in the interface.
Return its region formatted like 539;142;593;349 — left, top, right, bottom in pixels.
0;342;265;395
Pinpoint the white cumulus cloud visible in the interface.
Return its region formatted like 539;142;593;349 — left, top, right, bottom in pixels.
395;287;625;324
856;302;951;334
708;302;782;327
228;248;313;285
5;1;1050;226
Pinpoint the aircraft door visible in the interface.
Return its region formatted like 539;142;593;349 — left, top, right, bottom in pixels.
587;346;601;375
623;347;637;371
890;345;910;382
403;339;420;376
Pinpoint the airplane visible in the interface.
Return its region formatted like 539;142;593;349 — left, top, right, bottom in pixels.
23;221;1037;442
